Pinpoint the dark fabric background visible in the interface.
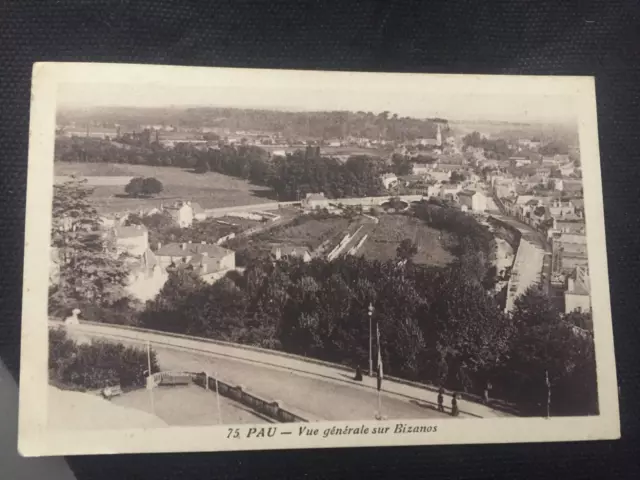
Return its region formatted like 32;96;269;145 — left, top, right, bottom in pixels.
1;0;639;478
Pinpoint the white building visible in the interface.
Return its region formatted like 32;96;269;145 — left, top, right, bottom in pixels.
112;225;149;257
380;173;399;189
156;241;236;284
165;201;194;228
126;249;169;302
565;265;591;313
412;163;432;175
560;162;576;176
428;170;452;183
302;192;330;210
458;190;487;212
271;245;312;262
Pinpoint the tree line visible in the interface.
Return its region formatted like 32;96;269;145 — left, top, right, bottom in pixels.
55;137;387;201
139;253;596;417
58;107;446;142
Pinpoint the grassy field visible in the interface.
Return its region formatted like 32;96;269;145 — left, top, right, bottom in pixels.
360;214;455;267
54;162;274;214
268;216;351;251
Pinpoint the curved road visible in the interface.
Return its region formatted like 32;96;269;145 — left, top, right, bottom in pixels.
56;321;508;422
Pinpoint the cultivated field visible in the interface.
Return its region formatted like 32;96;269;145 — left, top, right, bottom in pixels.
268;216;351;251
360;214;455;267
54;162;274;214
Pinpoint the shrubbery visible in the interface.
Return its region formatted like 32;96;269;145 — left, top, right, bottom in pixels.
124;176;163;197
49;328;160;391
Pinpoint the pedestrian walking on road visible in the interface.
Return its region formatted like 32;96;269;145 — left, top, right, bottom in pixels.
437;387;445;413
451;392;460;417
354;365;363;381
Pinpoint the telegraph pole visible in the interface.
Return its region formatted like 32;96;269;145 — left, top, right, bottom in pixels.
368;303;374;377
147;340;155;415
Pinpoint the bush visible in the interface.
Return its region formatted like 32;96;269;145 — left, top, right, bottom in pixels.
49;327;160;390
124;176;164;197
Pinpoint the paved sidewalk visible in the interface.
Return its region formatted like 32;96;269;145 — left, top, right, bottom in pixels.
54;321;513;420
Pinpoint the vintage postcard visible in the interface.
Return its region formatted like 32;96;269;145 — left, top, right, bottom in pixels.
19;63;619;456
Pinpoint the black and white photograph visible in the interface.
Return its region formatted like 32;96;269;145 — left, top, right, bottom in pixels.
18;63;619;456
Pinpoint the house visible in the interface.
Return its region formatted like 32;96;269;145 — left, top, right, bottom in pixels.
126;249;169;302
560;162;576;176
99;213;129;229
494;178;517;198
428;170;452;183
551;233;588;274
165;201;194;228
411;163;432;175
548;198;576;217
529;205;548;229
380;173;399;189
439;184;462;202
553;218;586;234
112;225;149;257
191;202;207;221
534;166;552;178
570;198;585;216
435;163;464;173
520;175;546;189
302;192;330;210
458;190;487;212
565;265;591;314
551;178;564;191
561;179;583;194
510;156;532;167
156;241;236;284
271;245;312;263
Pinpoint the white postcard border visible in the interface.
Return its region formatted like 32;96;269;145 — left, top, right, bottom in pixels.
18;62;620;456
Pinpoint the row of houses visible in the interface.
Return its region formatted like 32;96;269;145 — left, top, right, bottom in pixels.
109;223;237;302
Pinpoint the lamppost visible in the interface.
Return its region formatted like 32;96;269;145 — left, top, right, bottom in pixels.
368;303;374;377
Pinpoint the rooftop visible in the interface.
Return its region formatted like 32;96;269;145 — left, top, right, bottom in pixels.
305;193;327;202
271;245;311;257
156;242;233;259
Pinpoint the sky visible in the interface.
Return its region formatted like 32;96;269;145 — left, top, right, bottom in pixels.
57;82;578;125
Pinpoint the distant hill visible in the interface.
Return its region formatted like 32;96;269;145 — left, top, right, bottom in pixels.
57;107;446;142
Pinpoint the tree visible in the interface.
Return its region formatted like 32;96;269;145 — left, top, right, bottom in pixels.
396;239;418;262
450;171;466;184
142;177;163;195
50;179;130;312
511;286;560;328
124;176;163;197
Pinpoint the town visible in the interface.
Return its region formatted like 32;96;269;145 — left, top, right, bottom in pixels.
48;106;595;427
53;116;588;320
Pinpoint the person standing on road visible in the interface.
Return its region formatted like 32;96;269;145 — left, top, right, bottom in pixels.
483;382;492;405
451;392;460;417
437;387;445;413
